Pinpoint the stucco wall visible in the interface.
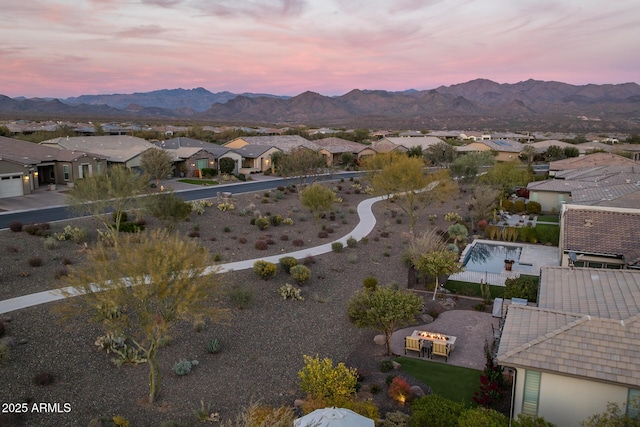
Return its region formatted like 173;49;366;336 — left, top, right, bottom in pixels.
513;368;629;426
529;191;571;213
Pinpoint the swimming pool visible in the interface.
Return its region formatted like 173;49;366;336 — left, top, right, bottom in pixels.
463;242;532;274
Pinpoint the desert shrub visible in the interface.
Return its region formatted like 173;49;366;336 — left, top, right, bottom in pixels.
410;394;466;427
325;227;334;234
28;257;43;267
302;255;315;265
55;267;69;279
380;231;390;238
331;242;344;253
254;240;268;250
24;223;50;236
380;411;411;427
298;354;358;404
347;254;358;264
33;371;56;386
9;221;22;232
113;211;128;223
212;253;222;262
526;201;542;214
270;214;283;226
173;359;199;376
279;256;298;273
501;199;513;213
6;246;18;253
238;237;247;244
229;286;253;309
278;283;304;301
363;276;378;291
223;226;231;233
43;236;57;250
206;339;221;354
266;238;275;245
283;217;294;225
280;234;289;241
379;359;394;373
474;303;486;311
188;230;200;238
317;231;329;238
513;200;526;213
292;239;304;247
485;225;501;240
346;236;357;248
370;384;382;395
290;264;311;285
254;216;270;231
253;260;277;280
388;376;412;404
0;341;8;366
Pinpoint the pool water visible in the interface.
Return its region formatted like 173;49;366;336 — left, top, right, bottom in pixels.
463;243;532;274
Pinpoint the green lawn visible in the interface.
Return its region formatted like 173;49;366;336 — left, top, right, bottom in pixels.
534;223;560;245
536;215;559;223
177;179;219;186
395;356;481;404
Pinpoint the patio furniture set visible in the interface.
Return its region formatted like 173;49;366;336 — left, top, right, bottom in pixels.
404;330;457;362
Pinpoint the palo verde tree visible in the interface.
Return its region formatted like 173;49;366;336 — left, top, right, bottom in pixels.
61;230;229;404
364;153;456;233
300;183;335;222
348;286;423;355
425;141;458;167
67;165;148;251
480;160;532;198
449;151;495;184
467;185;500;226
414;248;463;300
140;147;175;187
276;147;327;194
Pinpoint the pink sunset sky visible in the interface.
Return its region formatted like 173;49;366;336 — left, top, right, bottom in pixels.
1;0;639;98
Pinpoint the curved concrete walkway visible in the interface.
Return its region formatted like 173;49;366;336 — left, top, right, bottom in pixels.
0;195;386;314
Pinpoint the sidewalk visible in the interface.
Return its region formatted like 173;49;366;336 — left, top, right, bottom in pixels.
0;195;384;314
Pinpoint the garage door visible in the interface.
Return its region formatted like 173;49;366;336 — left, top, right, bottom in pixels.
0;174;24;198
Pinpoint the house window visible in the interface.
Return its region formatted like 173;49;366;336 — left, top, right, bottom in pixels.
522;370;541;416
96;163;102;174
63;165;70;181
628;389;640;418
196;159;208;170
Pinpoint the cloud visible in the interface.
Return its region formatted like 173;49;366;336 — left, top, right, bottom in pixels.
141;0;184;7
192;0;307;20
116;25;171;38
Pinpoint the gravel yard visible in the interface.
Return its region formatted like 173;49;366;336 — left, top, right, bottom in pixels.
0;179;481;426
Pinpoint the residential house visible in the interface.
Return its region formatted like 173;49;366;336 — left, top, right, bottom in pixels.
157;137;242;176
498;267;640;426
574;141;614;155
0;136;106;197
459;131;491;141
558;204;640;269
616;144;640;161
233;145;282;173
41;135;157;170
311;137;375;166
375;136;443;152
456;139;523;161
549;153;638;176
369;139;408;154
224;135;315;152
529;139;578;155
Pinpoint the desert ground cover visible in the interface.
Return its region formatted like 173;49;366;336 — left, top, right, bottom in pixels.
0;177;484;426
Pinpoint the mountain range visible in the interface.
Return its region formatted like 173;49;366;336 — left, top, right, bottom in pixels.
2;79;640;131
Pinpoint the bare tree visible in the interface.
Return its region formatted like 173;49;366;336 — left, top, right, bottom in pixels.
140;148;174;186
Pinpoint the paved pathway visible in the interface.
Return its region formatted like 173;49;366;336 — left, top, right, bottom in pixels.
0;195;385;314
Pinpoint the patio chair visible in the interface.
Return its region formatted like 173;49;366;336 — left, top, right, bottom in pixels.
431;340;451;362
421;340;432;358
404;336;422;357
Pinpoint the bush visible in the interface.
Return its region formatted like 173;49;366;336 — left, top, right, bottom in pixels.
113;211;128;223
410;394;466;427
290;264;311;285
363;276;378;291
298;355;358;403
292;239;304;247
501;199;513;213
388;376;412;404
331;242;344;253
526;201;542;214
253;260;277;280
345;236;358;248
54;267;69;280
28;257;43;267
519;226;537;243
278;283;304;301
280;234;289;241
317;231;329;238
229;286;253;309
270;214;283;226
254;240;268;250
302;255;315;265
43;236;57;250
513;200;526;213
458;407;508;427
33;371;55;386
254;216;270;231
535;224;559;245
9;221;22;232
279;256;298;274
504;276;538;302
379;359;394;373
206;339;221;354
173;359;198;376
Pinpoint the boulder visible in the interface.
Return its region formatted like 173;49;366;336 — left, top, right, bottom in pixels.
373;335;386;346
439;298;456;310
294;399;304;408
392;361;402;370
420;314;434;324
410;385;426;397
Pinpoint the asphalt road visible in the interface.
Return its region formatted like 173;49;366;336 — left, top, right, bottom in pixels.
0;172;362;230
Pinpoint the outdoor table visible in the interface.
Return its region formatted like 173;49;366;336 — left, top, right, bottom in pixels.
411;330;457;352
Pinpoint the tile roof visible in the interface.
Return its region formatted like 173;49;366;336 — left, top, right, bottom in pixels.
312;137;370;153
498;268;640;387
0;136;104;164
381;136;443;149
571;183;640;205
529;140;576;153
550;153;638;171
41;135;155;163
527;179;598;193
157;137;233;157
561;206;640;265
481;139;524;153
229;135;316;152
233;144;279;158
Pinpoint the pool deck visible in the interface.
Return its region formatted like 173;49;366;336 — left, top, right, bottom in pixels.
449;239;560;286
